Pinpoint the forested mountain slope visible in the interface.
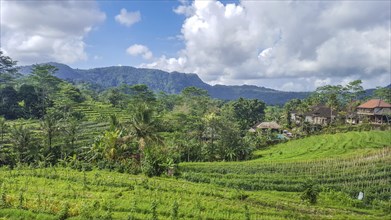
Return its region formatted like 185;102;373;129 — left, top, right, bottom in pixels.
18;63;309;105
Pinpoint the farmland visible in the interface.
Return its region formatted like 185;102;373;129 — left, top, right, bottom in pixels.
0;131;390;219
180;131;391;200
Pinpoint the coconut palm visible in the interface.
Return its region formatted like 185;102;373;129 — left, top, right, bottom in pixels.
129;104;163;158
10;125;39;163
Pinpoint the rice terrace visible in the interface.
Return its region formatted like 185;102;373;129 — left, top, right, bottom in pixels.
1;0;391;219
0;131;390;219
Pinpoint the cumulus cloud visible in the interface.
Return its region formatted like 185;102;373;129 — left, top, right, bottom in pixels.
173;0;193;16
0;0;106;64
145;0;390;90
115;8;141;27
127;44;153;60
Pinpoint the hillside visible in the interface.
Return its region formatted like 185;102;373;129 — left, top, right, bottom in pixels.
180;131;391;204
18;63;309;105
0;131;390;219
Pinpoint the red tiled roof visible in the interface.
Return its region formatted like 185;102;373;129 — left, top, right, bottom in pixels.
357;99;391;109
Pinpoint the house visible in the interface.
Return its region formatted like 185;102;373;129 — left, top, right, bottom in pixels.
346;112;359;125
356;99;391;124
249;121;282;133
345;100;361;125
304;105;336;125
290;111;302;125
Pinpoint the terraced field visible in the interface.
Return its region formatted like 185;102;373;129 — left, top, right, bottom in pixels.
180;131;391;202
1;109;390;219
0;101;131;155
0;166;389;219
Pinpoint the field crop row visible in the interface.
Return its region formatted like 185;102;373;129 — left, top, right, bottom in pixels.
0;167;389;220
179;131;391;201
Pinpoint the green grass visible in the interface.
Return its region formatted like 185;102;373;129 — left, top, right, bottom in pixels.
253;131;391;161
179;131;391;203
0;167;389;220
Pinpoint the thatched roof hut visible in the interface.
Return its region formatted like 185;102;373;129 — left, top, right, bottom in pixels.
255;121;282;129
249;121;282;132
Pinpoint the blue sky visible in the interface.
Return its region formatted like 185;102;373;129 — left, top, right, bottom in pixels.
84;1;186;68
1;0;390;91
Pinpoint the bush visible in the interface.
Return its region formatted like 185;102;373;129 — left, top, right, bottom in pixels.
142;146;175;177
301;180;319;204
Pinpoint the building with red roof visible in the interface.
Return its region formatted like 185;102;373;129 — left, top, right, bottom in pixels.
357;99;391;124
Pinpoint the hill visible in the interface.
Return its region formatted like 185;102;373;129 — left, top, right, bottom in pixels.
180;131;391;203
0;131;389;219
18;63;309;105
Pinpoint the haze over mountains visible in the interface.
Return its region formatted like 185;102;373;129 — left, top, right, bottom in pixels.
18;63;310;105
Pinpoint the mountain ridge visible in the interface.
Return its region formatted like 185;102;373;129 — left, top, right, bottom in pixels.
17;62;308;104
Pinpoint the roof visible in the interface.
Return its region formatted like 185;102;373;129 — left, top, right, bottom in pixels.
305;105;335;118
357;99;391;109
255;121;282;129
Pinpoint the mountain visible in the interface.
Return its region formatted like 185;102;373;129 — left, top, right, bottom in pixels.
18;62;309;105
18;62;82;80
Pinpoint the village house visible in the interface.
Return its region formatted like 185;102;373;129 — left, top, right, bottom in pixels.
304;105;336;126
290;111;301;125
356;99;391;124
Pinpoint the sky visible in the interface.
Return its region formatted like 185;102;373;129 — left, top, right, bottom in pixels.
1;0;390;91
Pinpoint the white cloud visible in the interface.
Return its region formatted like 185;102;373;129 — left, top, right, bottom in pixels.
126;44;153;60
146;0;390;90
174;0;193;16
115;8;141;27
0;0;106;64
258;48;273;60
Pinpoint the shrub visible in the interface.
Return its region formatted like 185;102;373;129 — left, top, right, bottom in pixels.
301;180;319;204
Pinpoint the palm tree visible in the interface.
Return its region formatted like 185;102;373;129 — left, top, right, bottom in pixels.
40;112;59;152
0;117;7;142
129;104;163;159
10;125;38;163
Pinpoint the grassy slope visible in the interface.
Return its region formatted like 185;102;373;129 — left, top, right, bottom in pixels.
0;167;388;220
252;131;391;161
179;131;391;219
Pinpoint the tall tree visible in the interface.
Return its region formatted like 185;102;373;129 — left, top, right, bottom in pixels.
10;125;38;163
180;87;212;116
224;98;266;131
54;83;85;113
315;85;344;122
18;84;41;118
373;87;391;103
61;117;80;159
40;110;61;159
283;99;302;128
202;113;221;161
0;86;22;119
29;64;62;115
0;50;19;85
343;80;364;102
129;104;163;159
121;84;156;104
264;106;283;123
0;117;7;142
106;88;125;107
